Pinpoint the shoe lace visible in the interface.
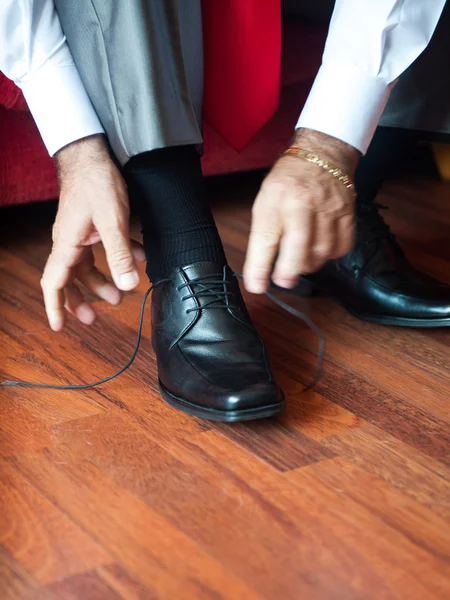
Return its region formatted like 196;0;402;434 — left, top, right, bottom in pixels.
177;269;238;314
357;203;395;244
1;275;325;392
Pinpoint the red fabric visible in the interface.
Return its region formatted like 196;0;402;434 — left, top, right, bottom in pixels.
0;107;58;206
202;0;281;151
0;72;28;111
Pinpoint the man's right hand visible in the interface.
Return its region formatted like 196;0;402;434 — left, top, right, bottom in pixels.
41;134;145;331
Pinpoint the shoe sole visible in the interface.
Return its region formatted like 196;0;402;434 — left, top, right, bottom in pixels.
294;280;450;328
159;380;286;423
343;308;450;328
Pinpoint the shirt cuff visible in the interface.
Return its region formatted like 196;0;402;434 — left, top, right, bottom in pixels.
21;61;104;157
296;63;395;154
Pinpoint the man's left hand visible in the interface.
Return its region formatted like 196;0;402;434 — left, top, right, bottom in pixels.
244;128;360;293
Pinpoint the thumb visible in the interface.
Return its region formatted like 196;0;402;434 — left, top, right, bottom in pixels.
96;215;140;291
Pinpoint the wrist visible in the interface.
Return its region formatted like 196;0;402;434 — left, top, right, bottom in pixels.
292;128;360;174
55;134;111;181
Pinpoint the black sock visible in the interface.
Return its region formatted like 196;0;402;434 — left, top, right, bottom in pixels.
355;126;420;216
124;146;226;282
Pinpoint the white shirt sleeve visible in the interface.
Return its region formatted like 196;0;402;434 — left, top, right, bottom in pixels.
0;0;104;156
296;0;447;154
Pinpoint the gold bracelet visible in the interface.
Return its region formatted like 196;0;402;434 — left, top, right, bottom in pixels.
283;147;356;199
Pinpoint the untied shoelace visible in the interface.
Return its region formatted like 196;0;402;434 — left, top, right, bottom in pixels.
1;275;324;391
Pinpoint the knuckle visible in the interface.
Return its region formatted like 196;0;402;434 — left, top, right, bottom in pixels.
286;231;309;252
99;206;127;229
255;229;280;249
314;242;332;259
108;247;133;267
252;197;277;219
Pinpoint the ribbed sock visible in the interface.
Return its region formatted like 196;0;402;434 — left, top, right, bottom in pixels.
124;145;226;281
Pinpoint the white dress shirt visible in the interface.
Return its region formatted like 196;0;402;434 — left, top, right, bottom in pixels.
0;0;104;156
297;0;447;153
0;0;446;157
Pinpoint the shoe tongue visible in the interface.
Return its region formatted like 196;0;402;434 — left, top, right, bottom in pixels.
181;261;228;281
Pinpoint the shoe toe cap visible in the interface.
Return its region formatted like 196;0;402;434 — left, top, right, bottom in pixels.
220;380;284;413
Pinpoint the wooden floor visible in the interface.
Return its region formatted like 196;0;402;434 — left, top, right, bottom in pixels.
1;165;450;600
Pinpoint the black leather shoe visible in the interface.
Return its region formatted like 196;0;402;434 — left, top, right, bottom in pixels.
304;205;450;327
151;262;285;421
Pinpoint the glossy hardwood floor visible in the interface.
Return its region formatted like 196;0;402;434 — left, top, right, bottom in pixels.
1;161;449;599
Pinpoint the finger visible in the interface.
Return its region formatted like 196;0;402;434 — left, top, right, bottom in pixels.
64;283;96;326
272;206;314;288
41;245;83;331
309;212;337;272
96;216;139;291
77;265;122;305
333;213;355;258
244;196;282;293
131;239;146;262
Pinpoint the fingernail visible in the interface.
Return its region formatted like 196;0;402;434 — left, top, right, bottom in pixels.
50;318;64;332
246;280;267;294
273;277;299;289
104;283;122;305
118;271;139;290
134;247;146;262
76;302;96;325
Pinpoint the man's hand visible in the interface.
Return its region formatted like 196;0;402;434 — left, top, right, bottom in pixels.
244;129;360;293
41;135;145;331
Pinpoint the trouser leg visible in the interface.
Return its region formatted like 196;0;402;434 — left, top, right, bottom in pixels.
54;0;203;165
355;127;420;214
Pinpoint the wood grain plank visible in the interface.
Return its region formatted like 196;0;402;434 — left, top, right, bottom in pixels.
321;424;450;519
291;456;450;562
286;460;450;600
0;460;110;584
257;329;450;465
9;444;264;600
246;288;450;422
48;564;161;599
48;570;125;600
98;564;158;600
31;411;376;600
188;429;450;600
275;380;361;441
0;545;62;600
190;430;444;599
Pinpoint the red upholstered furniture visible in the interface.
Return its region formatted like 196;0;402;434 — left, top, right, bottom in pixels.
0;18;326;207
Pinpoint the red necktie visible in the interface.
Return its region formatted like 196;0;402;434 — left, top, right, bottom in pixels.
202;0;281;152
